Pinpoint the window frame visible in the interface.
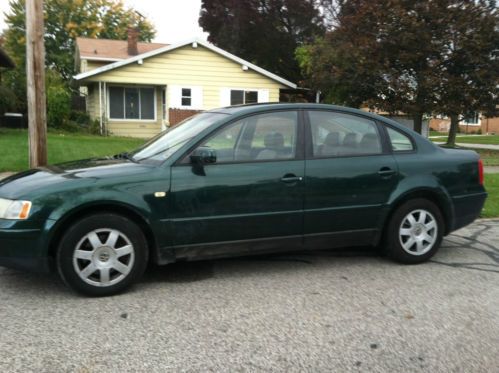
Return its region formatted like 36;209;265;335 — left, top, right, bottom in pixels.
303;109;389;160
107;85;157;122
175;109;305;166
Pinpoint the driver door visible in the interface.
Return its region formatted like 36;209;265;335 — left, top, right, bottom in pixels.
167;110;305;258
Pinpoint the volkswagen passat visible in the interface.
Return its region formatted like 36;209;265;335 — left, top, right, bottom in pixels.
0;104;487;296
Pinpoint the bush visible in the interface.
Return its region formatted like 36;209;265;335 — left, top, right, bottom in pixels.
47;85;71;128
89;119;101;135
69;110;91;126
0;85;18;115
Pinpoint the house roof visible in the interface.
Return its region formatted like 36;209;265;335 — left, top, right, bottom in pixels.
0;47;15;68
76;37;168;62
74;38;297;89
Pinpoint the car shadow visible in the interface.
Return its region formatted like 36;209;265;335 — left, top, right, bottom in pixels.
138;246;380;286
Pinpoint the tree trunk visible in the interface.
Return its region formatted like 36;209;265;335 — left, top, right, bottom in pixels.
446;114;459;147
413;113;423;134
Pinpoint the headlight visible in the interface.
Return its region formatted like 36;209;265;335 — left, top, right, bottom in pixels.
0;198;32;220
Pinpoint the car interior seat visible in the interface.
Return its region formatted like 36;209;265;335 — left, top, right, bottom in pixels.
319;132;341;156
359;133;381;153
256;132;286;160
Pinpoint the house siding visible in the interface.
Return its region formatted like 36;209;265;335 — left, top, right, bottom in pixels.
85;60;113;72
82;45;285;125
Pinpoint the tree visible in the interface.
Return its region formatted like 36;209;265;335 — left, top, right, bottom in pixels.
298;0;498;137
2;0;156;114
199;0;325;83
435;1;499;146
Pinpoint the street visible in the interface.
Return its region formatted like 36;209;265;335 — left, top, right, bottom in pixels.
0;220;498;372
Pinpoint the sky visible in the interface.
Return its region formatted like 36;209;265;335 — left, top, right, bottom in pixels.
0;0;209;43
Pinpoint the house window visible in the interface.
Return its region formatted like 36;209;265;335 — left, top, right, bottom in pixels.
230;90;258;105
108;86;155;120
463;112;479;125
181;88;192;107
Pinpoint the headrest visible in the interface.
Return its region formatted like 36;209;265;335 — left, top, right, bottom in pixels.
324;132;340;146
264;132;284;148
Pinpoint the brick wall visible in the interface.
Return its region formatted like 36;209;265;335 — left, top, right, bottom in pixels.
169;108;202;126
481;117;499;134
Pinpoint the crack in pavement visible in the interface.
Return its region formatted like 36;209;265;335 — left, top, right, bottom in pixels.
430;221;499;273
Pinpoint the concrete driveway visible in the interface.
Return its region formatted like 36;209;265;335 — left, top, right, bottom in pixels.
0;220;498;372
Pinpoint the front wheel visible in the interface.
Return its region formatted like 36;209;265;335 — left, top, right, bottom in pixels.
384;199;444;264
57;213;148;296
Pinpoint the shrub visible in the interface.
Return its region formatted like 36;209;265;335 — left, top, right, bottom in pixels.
70;110;91;126
0;85;18;115
89;119;101;135
46;85;71;128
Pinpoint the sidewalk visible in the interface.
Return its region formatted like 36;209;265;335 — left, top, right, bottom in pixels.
434;142;499;151
0;172;13;180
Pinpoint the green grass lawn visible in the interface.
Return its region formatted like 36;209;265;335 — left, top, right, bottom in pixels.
0;128;146;172
482;173;499;218
452;135;499;145
473;149;499;166
429;130;448;137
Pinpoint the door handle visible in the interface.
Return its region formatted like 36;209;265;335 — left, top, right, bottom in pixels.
280;174;303;183
378;167;396;177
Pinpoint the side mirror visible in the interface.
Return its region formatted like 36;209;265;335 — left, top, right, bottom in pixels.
190;146;217;165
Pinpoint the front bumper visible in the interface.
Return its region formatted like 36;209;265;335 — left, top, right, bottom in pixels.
0;220;51;273
451;192;488;232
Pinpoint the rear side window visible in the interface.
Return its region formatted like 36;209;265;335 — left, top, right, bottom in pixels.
386;127;414;152
308;111;382;157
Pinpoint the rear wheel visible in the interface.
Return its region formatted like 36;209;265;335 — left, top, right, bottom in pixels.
384;199;444;264
57;213;148;296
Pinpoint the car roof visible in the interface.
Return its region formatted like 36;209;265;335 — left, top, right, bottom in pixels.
208;103;403;127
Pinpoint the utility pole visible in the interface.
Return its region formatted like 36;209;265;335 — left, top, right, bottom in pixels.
26;0;47;168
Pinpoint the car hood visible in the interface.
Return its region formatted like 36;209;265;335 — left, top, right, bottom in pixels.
0;157;155;199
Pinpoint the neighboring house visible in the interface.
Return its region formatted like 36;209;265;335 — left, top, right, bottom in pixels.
361;108;430;137
74;29;296;138
429;112;499;134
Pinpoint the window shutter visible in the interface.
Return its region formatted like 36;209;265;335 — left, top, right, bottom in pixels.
258;89;270;103
191;86;203;110
220;88;231;107
169;85;182;108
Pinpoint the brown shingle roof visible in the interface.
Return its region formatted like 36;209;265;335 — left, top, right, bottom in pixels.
76;37;168;61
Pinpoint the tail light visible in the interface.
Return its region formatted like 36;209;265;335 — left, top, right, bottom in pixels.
478;159;484;185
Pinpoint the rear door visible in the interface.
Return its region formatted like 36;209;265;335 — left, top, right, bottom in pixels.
167;110;305;257
303;110;399;249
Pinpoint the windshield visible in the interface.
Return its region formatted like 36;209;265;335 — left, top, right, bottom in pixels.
130;112;228;164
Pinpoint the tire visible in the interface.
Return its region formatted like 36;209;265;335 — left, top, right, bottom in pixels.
57;213;148;296
384;198;444;264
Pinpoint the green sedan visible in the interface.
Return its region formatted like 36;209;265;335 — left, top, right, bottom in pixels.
0;104;487;296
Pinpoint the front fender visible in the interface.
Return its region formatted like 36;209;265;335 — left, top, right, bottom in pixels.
39;190;158;260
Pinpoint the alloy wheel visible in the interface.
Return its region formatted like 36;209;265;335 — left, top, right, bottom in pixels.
72;228;135;287
398;209;438;256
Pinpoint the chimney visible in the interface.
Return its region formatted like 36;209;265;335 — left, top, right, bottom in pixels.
127;27;139;56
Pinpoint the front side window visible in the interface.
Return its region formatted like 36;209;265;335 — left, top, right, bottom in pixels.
109;86;155;120
308;111;382;157
230;90;258;105
386;127;414;151
130;112;228;164
192;111;298;163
